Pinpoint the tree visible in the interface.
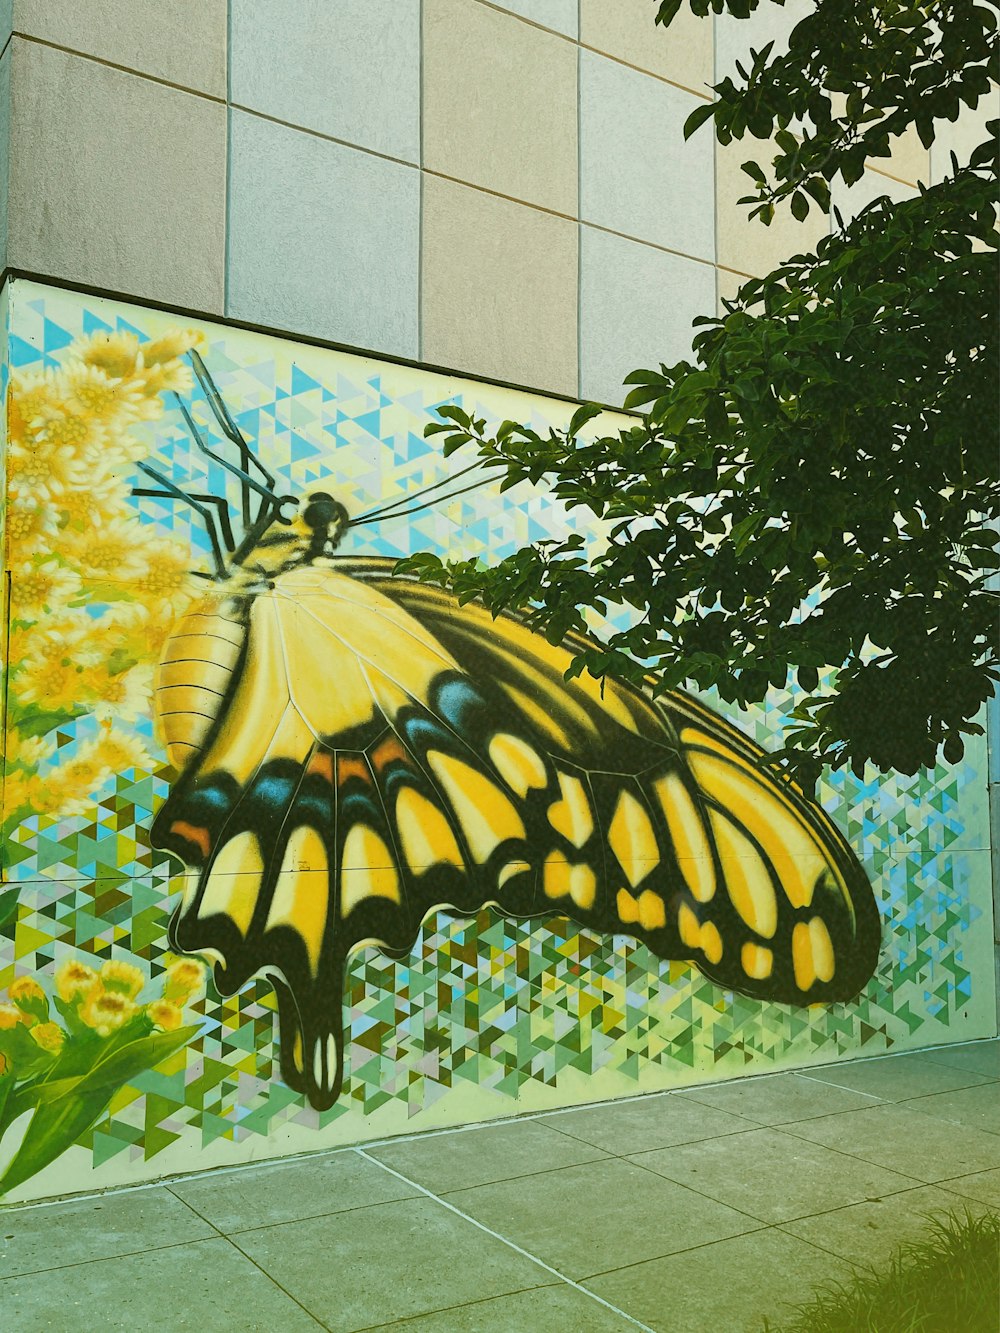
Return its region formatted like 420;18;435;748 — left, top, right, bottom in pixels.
401;0;999;791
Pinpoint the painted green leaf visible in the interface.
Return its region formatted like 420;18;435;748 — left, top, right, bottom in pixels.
0;886;21;929
0;1026;198;1196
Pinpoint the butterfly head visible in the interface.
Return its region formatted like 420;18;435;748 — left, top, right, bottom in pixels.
301;491;349;557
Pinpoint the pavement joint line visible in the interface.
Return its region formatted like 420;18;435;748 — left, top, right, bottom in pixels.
354;1147;660;1333
0;1227;255;1285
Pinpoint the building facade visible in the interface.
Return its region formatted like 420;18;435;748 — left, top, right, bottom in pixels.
0;1;994;1203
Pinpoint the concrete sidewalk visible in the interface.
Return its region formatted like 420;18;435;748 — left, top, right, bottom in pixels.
2;1038;998;1332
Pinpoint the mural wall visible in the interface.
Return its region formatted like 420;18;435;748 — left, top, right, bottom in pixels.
0;279;995;1204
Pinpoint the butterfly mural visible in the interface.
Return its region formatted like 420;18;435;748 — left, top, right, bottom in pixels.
142;353;881;1111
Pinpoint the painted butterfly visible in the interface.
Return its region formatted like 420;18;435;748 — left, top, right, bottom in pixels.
142;353;880;1111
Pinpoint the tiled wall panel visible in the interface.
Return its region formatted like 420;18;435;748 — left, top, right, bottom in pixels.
421;174;578;394
227;111;420;356
0;0;987;401
12;0;227;96
423;0;578;215
230;0;421;164
6;39;226;311
580;227;715;404
580;51;715;261
580;0;713;91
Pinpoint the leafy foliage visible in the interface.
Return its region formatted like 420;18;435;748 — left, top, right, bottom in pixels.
763;1207;1000;1333
401;0;999;788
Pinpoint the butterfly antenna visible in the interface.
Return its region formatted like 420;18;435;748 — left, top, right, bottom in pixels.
173;394;298;549
352;461;502;526
187;349;279;528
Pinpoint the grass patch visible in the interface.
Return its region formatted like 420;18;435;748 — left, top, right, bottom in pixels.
765;1207;1000;1332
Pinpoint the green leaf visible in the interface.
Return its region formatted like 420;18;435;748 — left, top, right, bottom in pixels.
683;102;717;140
655;0;683;26
790;190;810;222
568;403;603;437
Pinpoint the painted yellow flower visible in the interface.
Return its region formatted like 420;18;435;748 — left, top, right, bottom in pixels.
13;655;89;714
129;537;200;616
34;400;106;461
78;330;141;380
142;329;204;366
1;770;62;819
55;473;130;530
61;515;150;581
135;605;180;659
163;958;205;1003
57;751;113;797
4;494;60;557
80;985;136;1037
7;441;81;498
55;959;98;1003
99;960;145;999
62;361;145;425
29;1022;66;1053
5;731;56;770
8;977;45;1007
92;663;154;724
0;1003;23;1030
8;368;56;436
146;1000;183;1032
21;612;104;668
10;558;83;620
91;728;154;774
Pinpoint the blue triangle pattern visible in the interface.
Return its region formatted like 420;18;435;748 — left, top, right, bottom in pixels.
292;365;321;395
43;319;75;353
9;333;42;366
83;310;114;335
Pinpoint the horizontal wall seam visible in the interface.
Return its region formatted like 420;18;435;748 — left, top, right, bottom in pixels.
582;220;716;270
9;31;226;103
0;267;642;415
422;167;577;222
228;101;421;171
471;0;713;101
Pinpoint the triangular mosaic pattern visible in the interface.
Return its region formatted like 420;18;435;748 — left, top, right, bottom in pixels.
0;280;994;1198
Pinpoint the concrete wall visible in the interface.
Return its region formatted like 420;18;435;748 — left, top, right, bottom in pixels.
0;0;931;406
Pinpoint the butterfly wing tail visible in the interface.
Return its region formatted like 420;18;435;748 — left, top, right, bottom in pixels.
640;697;881;1005
271;975;345;1111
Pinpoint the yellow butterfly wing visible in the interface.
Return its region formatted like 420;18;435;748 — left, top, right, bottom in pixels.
152;557;880;1109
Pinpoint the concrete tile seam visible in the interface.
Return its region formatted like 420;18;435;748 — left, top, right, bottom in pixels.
473;0;578;42
615;1150;778;1225
787;1073;888;1101
9;31;227;103
353;1148;660;1333
472;0;715;102
581;218;718;269
577;42;714;101
229;101;422;172
0;1177;170;1215
160;1187;331;1330
0;1227;244;1284
423;166;577;222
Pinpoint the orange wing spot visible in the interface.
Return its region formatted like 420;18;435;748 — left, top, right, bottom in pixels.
372;736;409;774
309;751;335;781
170;820;211;858
337;755;371;787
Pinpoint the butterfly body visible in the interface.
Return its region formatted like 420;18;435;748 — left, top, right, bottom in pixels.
151;493;881;1110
